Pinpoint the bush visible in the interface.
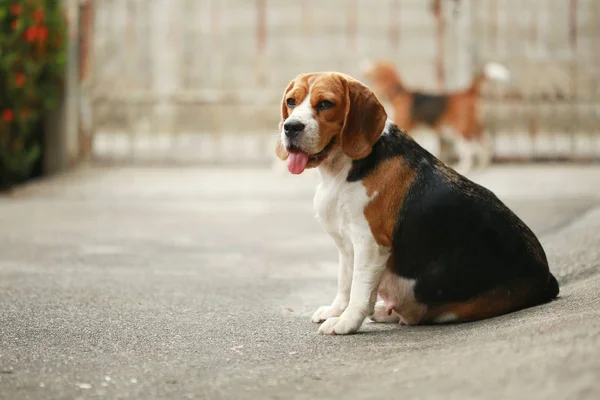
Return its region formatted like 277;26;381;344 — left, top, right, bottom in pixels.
0;0;66;190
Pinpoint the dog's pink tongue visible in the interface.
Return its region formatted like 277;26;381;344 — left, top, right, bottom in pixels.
287;152;309;174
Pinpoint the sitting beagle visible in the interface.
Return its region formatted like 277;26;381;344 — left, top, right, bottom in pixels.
275;72;559;335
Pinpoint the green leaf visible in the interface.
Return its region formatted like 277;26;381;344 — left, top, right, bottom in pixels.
0;0;67;189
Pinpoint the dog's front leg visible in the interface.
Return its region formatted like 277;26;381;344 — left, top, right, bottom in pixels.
311;234;353;323
318;236;388;335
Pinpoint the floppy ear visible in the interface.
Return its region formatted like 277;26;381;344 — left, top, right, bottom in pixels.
340;76;387;160
275;129;289;160
275;81;295;160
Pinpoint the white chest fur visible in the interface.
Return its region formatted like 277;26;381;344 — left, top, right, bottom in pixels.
314;167;369;241
313;157;389;264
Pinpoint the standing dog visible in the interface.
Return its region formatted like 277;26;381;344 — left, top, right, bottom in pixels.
361;61;510;174
275;72;558;335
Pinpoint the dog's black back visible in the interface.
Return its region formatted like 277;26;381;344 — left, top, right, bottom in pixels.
411;92;449;127
349;124;559;313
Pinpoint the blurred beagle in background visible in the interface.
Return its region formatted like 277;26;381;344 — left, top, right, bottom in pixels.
275;71;557;335
361;61;510;174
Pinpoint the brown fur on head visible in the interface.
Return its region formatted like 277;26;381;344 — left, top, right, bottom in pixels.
275;72;387;167
360;60;406;100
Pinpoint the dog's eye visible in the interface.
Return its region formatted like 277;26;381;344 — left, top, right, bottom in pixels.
316;100;335;111
286;98;296;107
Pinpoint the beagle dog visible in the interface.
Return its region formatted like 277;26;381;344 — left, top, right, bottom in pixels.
360;61;511;174
275;72;558;335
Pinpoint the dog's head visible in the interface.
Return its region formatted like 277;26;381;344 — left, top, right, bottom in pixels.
275;72;387;174
360;60;404;94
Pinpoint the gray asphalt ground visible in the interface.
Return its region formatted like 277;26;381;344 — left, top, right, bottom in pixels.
1;164;600;400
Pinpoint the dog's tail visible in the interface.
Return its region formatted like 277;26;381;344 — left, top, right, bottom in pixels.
467;61;511;94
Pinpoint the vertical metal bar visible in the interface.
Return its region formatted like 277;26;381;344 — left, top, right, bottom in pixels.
526;0;538;157
347;0;357;55
496;0;505;58
142;0;151;91
432;0;445;90
569;0;578;50
301;0;311;35
568;0;579;159
389;0;401;52
209;0;222;139
488;0;497;55
470;0;480;65
210;0;221;51
125;1;136;91
168;0;183;162
569;0;578;100
594;0;600;102
256;0;267;86
125;0;136;159
454;0;471;88
529;0;537;52
593;1;600;159
429;0;447;159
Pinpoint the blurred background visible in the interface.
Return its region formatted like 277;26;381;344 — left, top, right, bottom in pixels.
2;2;600;397
2;0;599;186
86;0;599;165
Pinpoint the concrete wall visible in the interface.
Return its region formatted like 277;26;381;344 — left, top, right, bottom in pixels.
89;0;600;163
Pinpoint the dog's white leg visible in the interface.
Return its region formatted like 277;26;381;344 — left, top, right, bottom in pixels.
454;138;477;175
311;236;353;323
476;132;493;169
318;237;388;335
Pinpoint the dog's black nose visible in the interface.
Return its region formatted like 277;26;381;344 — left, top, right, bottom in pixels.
284;120;305;138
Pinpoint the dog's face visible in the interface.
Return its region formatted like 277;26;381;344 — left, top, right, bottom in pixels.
276;72;387;174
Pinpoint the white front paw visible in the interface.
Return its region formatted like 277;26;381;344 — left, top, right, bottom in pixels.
311;305;345;323
317;315;363;335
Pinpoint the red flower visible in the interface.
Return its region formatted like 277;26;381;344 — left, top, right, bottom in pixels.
11;19;20;30
10;4;21;16
2;110;14;123
37;26;49;43
24;26;37;42
15;73;26;87
34;10;45;23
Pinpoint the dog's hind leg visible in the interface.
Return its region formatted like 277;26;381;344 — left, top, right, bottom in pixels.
370;300;402;323
476;131;493;168
423;275;559;324
454;139;477;175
